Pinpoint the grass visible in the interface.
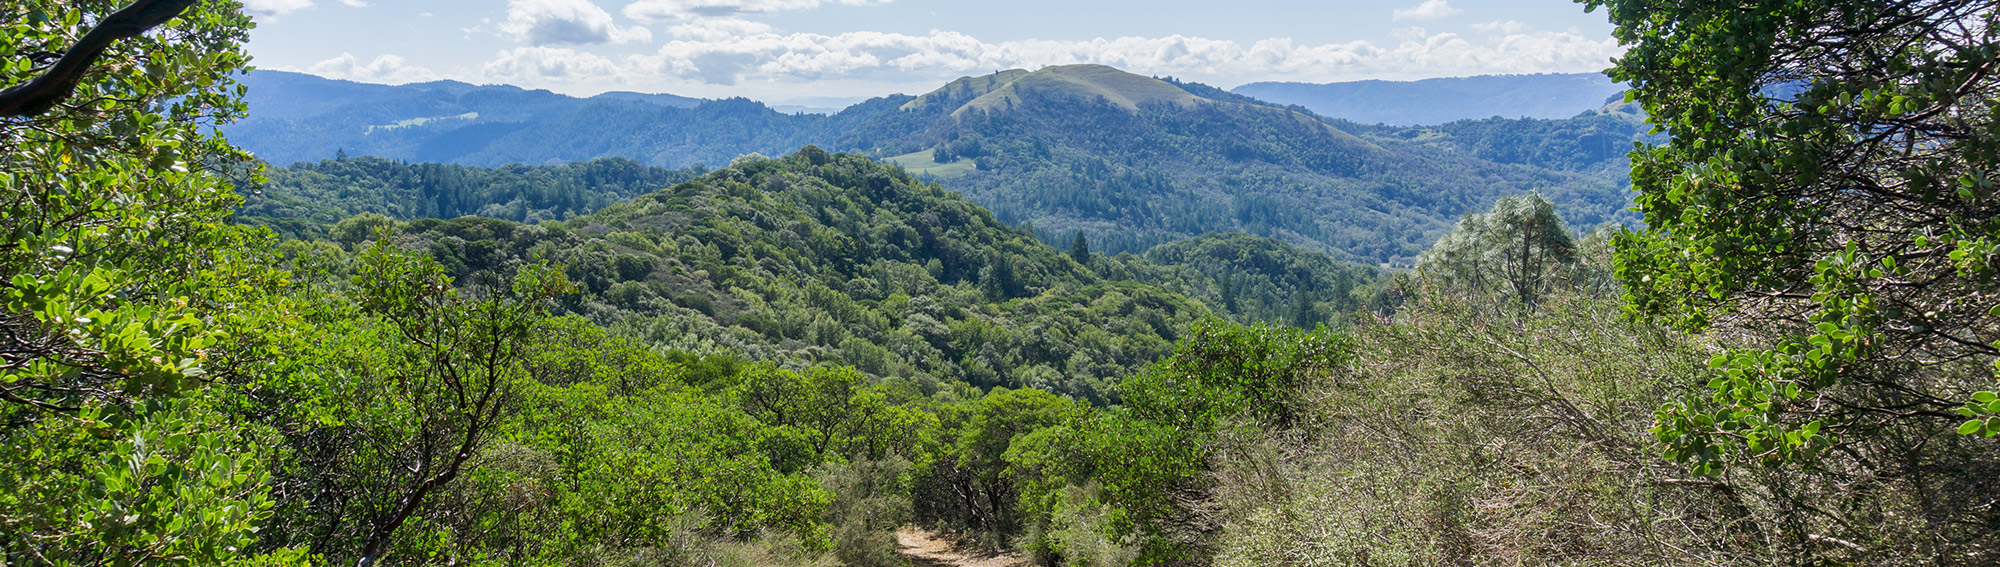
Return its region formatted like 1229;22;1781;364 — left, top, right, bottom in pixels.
882;150;978;179
959;64;1202;114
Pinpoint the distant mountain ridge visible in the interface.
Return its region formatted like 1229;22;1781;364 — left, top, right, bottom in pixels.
1232;73;1628;126
227;66;1646;265
228;71;847;167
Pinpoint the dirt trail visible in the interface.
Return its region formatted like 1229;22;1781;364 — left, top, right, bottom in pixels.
895;527;1027;567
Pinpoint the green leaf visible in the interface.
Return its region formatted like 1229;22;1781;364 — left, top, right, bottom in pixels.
1959;420;1984;435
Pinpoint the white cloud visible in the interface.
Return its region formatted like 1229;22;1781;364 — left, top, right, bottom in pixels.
306;53;441;84
1471;20;1527;34
624;0;892;22
1393;0;1461;21
625;28;1623;87
501;0;652;46
668;18;775;41
243;0;313;16
338;0;371;7
484;47;625;82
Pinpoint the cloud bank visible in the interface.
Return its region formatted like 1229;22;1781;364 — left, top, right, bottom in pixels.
614;28;1621;87
306;53;441;84
624;0;895;22
501;0;653;45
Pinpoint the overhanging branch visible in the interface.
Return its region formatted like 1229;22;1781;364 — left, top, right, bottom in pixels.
0;0;201;118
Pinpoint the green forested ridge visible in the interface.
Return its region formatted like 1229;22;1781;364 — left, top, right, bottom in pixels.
8;0;2000;566
292;149;1388;405
238;155;701;238
840;65;1635;264
1338;105;1661;176
229;65;1637;265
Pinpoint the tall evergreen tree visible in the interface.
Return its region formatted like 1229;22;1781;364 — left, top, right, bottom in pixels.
1289;290;1318;329
982;253;1021;301
1069;230;1091;265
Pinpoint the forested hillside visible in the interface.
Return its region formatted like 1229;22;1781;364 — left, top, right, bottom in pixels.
294;149;1391;404
238;156;700;237
227;66;1641;264
847;65;1634;264
1337;102;1661;177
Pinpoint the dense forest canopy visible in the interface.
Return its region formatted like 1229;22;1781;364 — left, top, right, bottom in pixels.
238;155;701;238
3;0;1998;566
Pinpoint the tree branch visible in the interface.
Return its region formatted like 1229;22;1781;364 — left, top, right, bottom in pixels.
0;0;201;118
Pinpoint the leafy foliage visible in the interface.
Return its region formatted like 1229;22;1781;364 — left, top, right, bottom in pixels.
1597;0;2000;465
0;1;303;564
1592;0;2000;559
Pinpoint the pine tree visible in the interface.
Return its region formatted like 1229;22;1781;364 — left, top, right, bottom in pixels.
982;253;1020;301
1069;231;1091;265
1289;290;1318;329
1219;273;1240;314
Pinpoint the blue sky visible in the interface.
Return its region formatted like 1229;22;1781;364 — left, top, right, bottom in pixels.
244;0;1624;107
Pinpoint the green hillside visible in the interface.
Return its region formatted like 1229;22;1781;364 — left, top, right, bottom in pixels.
956;64;1204;114
843;65;1629;264
335;148;1213;403
899;69;1031;112
276;148;1390;404
237;156;700;238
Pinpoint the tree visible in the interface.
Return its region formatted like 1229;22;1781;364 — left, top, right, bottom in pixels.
733;365;931;463
1594;0;2000;558
0;1;289;563
1289;290;1318;329
930;388;1082;540
1219;272;1241;313
339;244;569;566
0;0;200;117
1415;192;1577;307
1596;0;2000;455
1069;231;1091;265
981;253;1021;301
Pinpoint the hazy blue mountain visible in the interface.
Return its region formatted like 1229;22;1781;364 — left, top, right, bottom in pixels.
590;91;703;108
225;71;881;167
1232;73;1627;126
1329;100;1661;176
